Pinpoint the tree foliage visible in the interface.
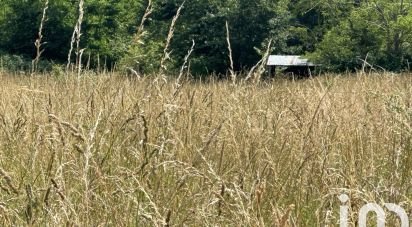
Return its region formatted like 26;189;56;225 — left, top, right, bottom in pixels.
0;0;412;73
310;0;412;71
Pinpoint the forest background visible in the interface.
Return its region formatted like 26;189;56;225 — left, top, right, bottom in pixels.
1;0;412;75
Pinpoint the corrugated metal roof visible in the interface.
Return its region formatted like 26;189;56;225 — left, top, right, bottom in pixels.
267;55;315;66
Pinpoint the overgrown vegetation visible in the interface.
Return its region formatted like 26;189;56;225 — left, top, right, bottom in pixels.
1;0;412;225
1;0;411;74
0;72;411;225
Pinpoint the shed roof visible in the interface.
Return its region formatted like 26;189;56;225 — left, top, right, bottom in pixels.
267;55;315;66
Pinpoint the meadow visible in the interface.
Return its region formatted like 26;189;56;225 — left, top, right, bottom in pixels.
0;72;411;226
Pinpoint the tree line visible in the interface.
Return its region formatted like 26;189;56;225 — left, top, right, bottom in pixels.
0;0;411;75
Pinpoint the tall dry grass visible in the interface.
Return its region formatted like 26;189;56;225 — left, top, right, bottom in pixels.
32;0;49;74
0;73;411;226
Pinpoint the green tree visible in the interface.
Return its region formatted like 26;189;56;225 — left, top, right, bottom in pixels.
43;0;77;61
0;0;77;62
310;0;412;71
124;0;296;75
82;0;145;68
0;0;43;57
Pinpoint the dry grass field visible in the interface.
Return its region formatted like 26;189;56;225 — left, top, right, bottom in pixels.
0;72;412;226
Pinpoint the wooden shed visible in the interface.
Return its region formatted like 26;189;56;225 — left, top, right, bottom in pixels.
267;55;316;77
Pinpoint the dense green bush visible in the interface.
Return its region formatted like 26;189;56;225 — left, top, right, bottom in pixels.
0;53;53;73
